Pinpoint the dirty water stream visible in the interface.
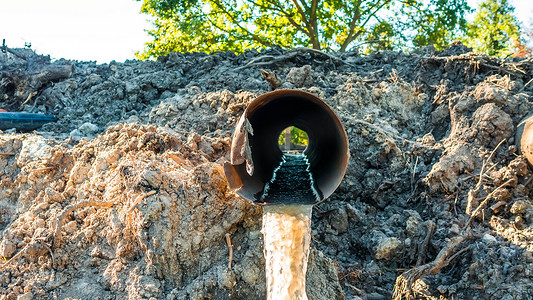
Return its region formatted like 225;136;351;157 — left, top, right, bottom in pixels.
261;153;317;299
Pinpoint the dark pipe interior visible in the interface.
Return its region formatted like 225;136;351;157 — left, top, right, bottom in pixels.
224;89;349;205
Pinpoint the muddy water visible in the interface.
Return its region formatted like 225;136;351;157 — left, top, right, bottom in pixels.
261;204;313;300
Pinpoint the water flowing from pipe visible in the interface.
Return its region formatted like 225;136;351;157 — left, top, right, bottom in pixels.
223;90;349;299
262;204;313;300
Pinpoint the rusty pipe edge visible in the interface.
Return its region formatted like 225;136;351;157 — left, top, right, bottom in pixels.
516;115;533;165
223;89;349;205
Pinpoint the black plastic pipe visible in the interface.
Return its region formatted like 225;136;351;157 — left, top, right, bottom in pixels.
0;112;57;131
224;89;349;205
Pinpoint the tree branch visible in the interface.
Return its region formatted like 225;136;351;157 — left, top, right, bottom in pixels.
289;0;321;48
361;0;391;28
202;12;266;47
341;0;392;51
340;0;363;51
309;0;320;49
291;0;309;24
250;0;310;35
310;0;319;20
210;0;273;47
297;0;310;11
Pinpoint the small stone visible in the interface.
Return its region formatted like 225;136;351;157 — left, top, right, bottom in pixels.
454;95;475;112
431;104;449;124
522;250;533;263
375;237;402;260
18;136;52;164
69;129;82;140
482;233;497;246
70;122;99;140
142;169;162;187
17;292;33;300
510;200;530;215
127;115;140;123
345;204;363;223
330;208;348;234
513;216;524;230
405;216;420;236
33;218;45;229
78;122;99;135
217;267;236;289
0;239;16;258
286;65;313;87
372;87;382;99
448;223;460;236
176;96;191;110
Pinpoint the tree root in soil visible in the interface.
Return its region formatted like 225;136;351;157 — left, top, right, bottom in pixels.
0;237;54;271
421;55;527;77
53;200;116;248
0;244;30;272
127;190;157;213
416;221;436;267
393;138;514;299
235;47;355;70
392;234;471;300
225;233;233;269
466;139;505;215
393;174;513;300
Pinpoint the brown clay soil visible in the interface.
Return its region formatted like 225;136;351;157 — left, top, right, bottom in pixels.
1;44;533;299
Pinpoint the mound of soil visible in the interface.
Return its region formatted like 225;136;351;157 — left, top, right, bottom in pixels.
1;44;533;299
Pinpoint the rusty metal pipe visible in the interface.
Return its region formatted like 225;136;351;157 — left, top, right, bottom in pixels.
224;89;349;205
516;115;533;164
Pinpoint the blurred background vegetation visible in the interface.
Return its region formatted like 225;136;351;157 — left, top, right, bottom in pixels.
278;127;309;149
136;0;532;59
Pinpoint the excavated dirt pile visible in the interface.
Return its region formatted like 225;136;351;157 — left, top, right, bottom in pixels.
1;45;533;299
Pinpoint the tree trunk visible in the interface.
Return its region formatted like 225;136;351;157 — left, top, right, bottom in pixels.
285;127;291;151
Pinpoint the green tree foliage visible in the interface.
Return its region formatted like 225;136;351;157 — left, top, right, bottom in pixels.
278;127;308;147
463;0;522;57
136;0;470;59
409;0;470;50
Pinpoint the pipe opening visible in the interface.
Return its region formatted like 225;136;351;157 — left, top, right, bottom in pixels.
223;89;349;205
278;126;309;153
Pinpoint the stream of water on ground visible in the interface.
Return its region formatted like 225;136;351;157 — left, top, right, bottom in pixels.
260;153;317;300
262;204;313;300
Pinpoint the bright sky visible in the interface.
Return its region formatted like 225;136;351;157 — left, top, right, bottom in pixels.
510;0;533;27
0;0;532;63
0;0;151;63
469;0;533;25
